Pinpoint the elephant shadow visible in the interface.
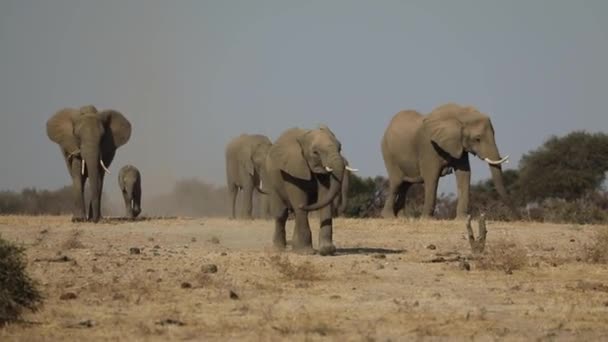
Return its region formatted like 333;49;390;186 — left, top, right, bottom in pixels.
334;247;406;256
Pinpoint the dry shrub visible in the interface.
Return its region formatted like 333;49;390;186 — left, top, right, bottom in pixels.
268;255;323;281
476;239;528;274
61;229;85;250
581;228;608;264
0;235;43;324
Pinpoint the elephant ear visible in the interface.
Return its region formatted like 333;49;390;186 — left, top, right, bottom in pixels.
423;117;464;159
99;110;132;149
269;138;311;180
46;108;81;154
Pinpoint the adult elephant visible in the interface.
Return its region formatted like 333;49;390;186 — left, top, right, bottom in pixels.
46;105;131;222
265;126;357;255
381;103;518;219
118;165;142;219
225;134;272;219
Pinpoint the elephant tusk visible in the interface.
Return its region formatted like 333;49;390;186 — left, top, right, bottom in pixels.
324;166;333;172
345;166;359;172
100;159;111;174
484;155;509;165
81;160;86;175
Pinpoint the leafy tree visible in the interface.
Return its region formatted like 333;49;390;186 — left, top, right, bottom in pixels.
518;131;608;201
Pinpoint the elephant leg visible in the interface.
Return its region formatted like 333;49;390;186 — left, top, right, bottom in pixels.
228;185;238;219
122;189;133;218
132;185;141;218
273;208;288;250
70;161;86;222
241;181;254;220
396;182;412;218
454;156;471;219
421;169;441;218
292;208;314;253
318;204;336;256
87;172;105;222
382;178;404;218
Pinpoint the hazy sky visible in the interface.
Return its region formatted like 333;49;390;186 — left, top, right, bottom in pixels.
1;0;607;197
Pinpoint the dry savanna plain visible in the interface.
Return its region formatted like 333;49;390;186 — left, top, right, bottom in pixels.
1;215;607;341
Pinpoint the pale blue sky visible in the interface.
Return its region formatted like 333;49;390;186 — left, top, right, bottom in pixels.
1;0;607;196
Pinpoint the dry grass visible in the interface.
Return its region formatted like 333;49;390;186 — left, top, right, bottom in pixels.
268;254;324;281
61;229;85;250
476;238;528;274
581;227;608;264
1;216;608;341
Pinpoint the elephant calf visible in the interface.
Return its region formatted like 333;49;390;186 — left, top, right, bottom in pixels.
118;165;142;219
265;125;357;256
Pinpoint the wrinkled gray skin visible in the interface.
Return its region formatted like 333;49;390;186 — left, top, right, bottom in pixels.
381;103;518;219
225;134;272;219
118;165;142;219
265;126;349;256
332;157;351;217
46;105;131;222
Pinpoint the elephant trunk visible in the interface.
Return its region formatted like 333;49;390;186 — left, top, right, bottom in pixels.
300;154;345;212
82;145;102;222
338;169;350;215
486;145;520;219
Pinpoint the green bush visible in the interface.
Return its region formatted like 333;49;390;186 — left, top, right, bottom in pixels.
0;235;43;325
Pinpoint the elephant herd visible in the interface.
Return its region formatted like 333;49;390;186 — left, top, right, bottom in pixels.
47;103;516;256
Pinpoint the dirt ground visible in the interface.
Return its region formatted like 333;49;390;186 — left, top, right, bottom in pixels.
0;215;607;341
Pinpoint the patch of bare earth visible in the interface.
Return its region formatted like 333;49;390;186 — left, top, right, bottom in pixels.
0;215;607;340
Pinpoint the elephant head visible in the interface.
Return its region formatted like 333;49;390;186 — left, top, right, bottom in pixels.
246;136;272;193
271;126;353;211
423;104;513;210
46;105;131;221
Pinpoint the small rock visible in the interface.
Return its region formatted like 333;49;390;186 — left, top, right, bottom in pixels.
181;282;192;289
153;245;161;249
570;239;576;242
78;319;95;328
60;292;77;300
92;265;103;274
156;318;185;326
201;264;218;274
220;252;228;256
112;293;126;300
372;254;386;259
426;244;437;250
330;295;341;300
129;247;141;255
412;301;419;307
229;290;239;300
191;237;197;242
376;264;385;270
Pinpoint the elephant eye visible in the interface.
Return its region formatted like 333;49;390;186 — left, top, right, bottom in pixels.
474;136;482;143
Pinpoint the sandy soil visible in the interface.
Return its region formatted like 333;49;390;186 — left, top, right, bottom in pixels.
0;215;607;341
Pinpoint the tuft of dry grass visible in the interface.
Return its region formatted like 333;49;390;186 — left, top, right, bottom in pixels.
476;238;528;274
61;229;85;250
581;228;608;264
268;255;324;281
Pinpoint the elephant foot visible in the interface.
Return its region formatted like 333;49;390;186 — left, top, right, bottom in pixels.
71;216;86;223
381;209;396;219
318;243;336;256
272;239;286;251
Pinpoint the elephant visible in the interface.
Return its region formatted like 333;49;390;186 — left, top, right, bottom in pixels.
118;165;142;219
380;103;518;219
265;125;357;255
225;134;272;219
46;105;131;222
